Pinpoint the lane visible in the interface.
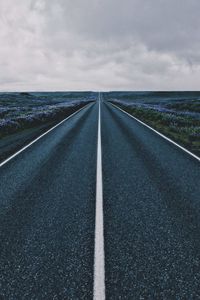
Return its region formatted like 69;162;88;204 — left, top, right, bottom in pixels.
0;102;98;299
111;102;200;162
93;94;105;300
102;101;200;299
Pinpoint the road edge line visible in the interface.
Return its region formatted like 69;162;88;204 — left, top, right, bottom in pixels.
110;102;200;162
0;103;92;168
94;93;105;300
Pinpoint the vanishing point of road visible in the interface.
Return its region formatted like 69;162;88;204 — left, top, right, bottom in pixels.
0;93;200;299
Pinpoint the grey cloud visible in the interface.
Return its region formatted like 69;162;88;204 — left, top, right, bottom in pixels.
0;0;200;91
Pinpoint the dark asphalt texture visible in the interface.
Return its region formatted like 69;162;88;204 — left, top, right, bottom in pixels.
0;100;200;299
102;102;200;299
0;103;97;299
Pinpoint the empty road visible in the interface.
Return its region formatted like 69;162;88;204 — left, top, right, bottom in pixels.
0;96;200;299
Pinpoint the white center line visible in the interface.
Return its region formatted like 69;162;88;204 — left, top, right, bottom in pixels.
94;92;105;300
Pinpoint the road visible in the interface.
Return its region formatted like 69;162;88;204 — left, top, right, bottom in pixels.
0;96;200;299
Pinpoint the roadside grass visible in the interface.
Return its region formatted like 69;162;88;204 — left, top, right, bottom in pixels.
0;92;95;161
110;101;200;157
166;101;200;113
0;92;94;138
0;102;89;138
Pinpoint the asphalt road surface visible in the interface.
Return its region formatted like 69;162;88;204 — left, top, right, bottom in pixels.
0;97;200;299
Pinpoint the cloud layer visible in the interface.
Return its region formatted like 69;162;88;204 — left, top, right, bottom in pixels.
0;0;200;91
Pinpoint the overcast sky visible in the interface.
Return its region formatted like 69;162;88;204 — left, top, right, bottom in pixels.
0;0;200;91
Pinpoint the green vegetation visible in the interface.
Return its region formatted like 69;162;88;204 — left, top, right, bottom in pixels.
166;101;200;113
112;102;200;157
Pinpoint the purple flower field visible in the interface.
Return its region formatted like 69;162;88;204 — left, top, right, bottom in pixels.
0;92;95;137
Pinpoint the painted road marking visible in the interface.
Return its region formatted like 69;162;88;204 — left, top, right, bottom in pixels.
110;102;200;162
0;103;92;168
94;93;105;300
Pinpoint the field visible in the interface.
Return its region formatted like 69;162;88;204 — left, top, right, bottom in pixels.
0;92;95;137
104;92;200;156
0;92;95;161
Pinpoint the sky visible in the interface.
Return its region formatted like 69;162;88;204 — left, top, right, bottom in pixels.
0;0;200;91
